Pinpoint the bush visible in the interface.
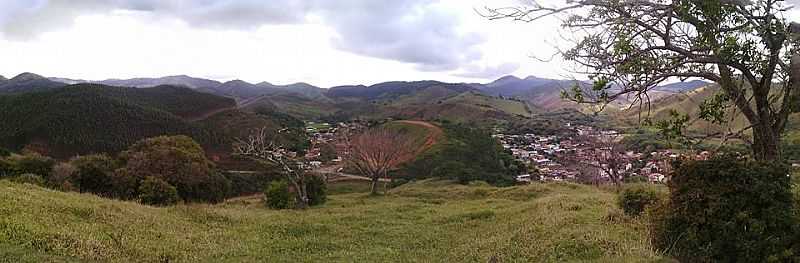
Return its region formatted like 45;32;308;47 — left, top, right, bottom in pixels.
138;177;180;206
11;173;45;186
649;156;798;262
224;171;276;198
70;154;119;196
305;174;327;206
617;184;660;217
264;180;291;209
108;169;140;200
121;136;229;203
49;163;77;191
1;152;55;178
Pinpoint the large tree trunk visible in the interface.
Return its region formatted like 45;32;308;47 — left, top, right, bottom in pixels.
751;124;782;162
369;176;380;195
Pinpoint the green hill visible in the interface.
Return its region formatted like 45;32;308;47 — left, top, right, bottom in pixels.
0;84;235;157
0;179;660;262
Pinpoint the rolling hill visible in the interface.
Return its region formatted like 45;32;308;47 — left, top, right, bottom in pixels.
0;73;67;94
0;179;661;262
0;84;238;157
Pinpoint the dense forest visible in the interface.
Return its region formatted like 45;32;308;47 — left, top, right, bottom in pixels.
0;84;237;157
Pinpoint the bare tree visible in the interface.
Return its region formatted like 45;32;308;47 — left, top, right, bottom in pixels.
568;134;629;187
342;128;418;195
234;128;311;209
483;0;800;161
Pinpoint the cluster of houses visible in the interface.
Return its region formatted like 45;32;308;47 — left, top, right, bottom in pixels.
496;124;703;184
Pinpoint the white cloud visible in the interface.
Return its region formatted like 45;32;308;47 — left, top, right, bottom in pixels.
0;0;572;86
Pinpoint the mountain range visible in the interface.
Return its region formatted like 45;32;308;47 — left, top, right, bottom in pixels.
0;72;711;112
0;71;719;134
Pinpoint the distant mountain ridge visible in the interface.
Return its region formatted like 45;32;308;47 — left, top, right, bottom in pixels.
4;72;713;121
0;72;67;94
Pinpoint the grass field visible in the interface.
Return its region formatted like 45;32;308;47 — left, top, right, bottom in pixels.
0;179;663;262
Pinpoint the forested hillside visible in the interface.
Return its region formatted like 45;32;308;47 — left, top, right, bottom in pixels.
0;84;236;157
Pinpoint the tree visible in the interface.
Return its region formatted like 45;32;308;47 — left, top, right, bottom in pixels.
484;0;800;161
234;128;312;209
342;128;417;195
568;134;630;187
70;154;119;196
121;135;227;203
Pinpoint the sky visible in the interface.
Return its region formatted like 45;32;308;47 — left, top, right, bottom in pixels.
0;0;799;88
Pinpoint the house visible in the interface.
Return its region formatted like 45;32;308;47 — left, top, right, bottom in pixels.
516;174;532;183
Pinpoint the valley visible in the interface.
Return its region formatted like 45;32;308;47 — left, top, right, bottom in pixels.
0;71;798;262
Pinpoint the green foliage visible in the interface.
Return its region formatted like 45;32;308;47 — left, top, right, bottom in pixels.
264;180;291;209
620;128;672;152
318;143;337;163
138;176;180;206
652;109;690;147
0;84;234;157
10;173;45;186
305;174;327;206
698;92;730;124
223;172;276;198
617;184;660;216
121;136;228;203
649;156;798;262
69;154;119;196
0;152;55;178
0;147;9;157
399;123;522;186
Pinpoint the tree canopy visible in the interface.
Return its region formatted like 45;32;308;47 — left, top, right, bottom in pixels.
485;0;800;161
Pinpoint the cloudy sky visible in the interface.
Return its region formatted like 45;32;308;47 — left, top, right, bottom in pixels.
0;0;798;87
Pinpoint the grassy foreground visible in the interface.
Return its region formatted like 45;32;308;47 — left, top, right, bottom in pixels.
0;179;661;262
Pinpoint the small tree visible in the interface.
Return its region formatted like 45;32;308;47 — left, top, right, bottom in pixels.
264;180;291;209
342;128;417;195
235;128;312;209
70;154;118;195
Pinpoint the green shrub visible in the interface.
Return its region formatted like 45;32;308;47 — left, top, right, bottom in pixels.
108;169;140;200
264;180;291;209
11;173;45;186
0;147;10;157
2;152;55;178
649;156;798;262
306;175;327;206
121;136;230;203
138;177;179;206
617;184;660;217
70;154;119;196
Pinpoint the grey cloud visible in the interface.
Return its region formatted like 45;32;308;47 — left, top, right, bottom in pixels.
0;0;487;72
453;63;520;79
314;0;486;71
